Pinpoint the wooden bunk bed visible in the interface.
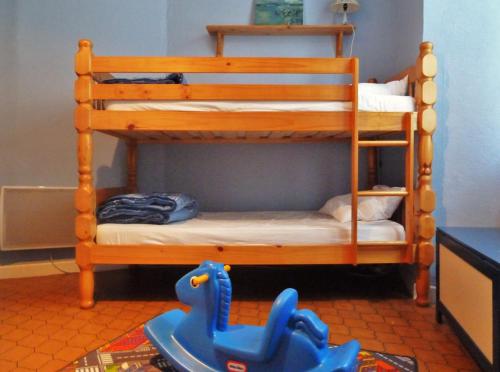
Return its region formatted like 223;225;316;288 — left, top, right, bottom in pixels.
75;39;437;309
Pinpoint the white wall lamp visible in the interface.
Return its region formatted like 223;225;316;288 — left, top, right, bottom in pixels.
331;0;360;24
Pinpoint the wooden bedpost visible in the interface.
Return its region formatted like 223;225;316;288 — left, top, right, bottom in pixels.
127;140;138;193
367;148;378;188
75;39;96;309
415;42;437;306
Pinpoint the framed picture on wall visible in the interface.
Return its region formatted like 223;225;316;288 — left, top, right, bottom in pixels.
255;0;304;25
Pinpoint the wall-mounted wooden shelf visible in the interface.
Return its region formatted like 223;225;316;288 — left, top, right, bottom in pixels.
206;24;355;57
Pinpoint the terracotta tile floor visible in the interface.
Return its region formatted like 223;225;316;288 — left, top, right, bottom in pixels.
0;266;480;372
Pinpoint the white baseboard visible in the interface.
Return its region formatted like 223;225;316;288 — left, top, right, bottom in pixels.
429;285;437;304
412;284;437;304
0;260;126;279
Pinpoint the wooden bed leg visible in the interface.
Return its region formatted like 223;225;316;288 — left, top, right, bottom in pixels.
78;262;95;309
415;42;437;306
75;39;97;309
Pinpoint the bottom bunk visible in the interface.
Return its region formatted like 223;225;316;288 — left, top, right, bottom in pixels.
88;211;413;268
97;211;405;245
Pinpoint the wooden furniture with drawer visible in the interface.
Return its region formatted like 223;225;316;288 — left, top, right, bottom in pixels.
436;227;500;372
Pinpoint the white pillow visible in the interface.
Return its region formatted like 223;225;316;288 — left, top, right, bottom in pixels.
359;75;408;96
319;185;405;223
372;185;405;218
319;193;357;223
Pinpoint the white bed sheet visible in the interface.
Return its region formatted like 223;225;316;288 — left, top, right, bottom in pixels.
96;211;405;245
104;94;415;112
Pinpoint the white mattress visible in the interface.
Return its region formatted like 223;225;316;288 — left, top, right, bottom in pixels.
104;94;415;112
96;211;405;245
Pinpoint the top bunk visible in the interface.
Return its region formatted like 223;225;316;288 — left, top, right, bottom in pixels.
75;40;436;144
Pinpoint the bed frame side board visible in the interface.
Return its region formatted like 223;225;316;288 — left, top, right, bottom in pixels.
415;42;437;306
75;40;97;309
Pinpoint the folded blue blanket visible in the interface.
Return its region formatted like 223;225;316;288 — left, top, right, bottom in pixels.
101;73;185;85
97;193;198;225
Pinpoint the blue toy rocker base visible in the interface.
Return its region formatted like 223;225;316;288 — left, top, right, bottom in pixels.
145;261;360;371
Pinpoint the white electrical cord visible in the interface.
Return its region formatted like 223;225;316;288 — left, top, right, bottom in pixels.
50;253;72;274
348;24;356;57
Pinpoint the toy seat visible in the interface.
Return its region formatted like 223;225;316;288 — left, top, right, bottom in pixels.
214;288;298;362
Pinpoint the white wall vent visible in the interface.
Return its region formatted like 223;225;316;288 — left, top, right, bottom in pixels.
0;186;77;251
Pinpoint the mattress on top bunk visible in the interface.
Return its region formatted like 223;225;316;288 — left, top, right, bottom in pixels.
96;211;405;246
104;94;415;112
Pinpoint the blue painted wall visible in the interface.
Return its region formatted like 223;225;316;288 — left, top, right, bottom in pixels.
0;0;17;165
0;0;168;264
423;0;500;227
143;0;423;211
1;0;168;188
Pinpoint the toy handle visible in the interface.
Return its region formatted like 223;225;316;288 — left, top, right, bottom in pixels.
291;309;328;348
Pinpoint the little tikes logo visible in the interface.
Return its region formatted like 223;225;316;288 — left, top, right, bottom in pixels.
226;360;247;372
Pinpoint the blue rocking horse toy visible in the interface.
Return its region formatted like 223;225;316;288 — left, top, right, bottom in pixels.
145;261;360;371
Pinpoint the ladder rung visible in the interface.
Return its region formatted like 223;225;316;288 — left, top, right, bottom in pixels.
358;190;408;197
358;241;409;246
358;140;409;147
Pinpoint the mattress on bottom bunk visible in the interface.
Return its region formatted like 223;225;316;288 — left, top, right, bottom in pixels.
96;211;405;245
104;94;415;112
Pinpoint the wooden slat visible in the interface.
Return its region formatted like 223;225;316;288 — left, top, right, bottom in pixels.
131;135;345;144
91;111;352;132
360;112;417;131
167;131;191;140
290;131;318;138
357;244;415;264
90;243;410;265
95;112;415;143
358;190;409;197
92;56;354;74
91;111;414;133
358;241;408;246
93;84;352;101
94;111;414;134
359;140;408;147
206;24;354;36
312;132;336;138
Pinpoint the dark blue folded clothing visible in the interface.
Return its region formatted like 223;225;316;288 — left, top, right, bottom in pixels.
97;192;198;225
101;73;184;84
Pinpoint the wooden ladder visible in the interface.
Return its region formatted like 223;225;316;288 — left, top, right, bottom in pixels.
351;113;414;263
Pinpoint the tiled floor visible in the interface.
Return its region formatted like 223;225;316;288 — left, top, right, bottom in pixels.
0;266;480;372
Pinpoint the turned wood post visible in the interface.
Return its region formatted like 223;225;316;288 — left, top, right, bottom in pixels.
127;140;138;193
415;42;437;306
75;39;96;309
367;148;378;188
